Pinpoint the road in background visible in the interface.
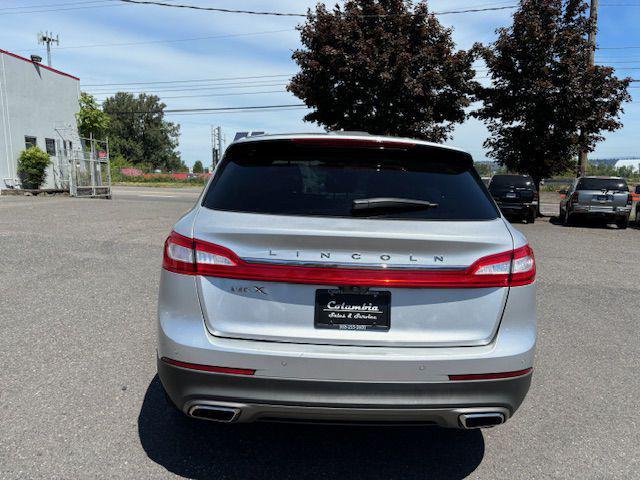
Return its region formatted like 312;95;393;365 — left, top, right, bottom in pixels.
111;185;204;203
0;191;638;479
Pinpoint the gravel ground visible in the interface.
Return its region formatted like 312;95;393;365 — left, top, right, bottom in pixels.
0;186;638;479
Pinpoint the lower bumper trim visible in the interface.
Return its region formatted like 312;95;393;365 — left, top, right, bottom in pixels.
158;358;532;428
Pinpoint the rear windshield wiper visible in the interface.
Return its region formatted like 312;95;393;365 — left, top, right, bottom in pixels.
352;197;439;213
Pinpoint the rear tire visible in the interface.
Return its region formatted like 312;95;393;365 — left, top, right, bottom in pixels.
616;218;628;230
527;209;536;224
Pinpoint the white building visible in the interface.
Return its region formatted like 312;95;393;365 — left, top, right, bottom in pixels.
0;48;81;190
614;159;640;172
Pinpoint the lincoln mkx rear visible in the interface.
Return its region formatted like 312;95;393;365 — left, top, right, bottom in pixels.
157;133;536;428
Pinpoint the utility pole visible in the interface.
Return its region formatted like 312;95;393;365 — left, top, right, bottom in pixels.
578;0;598;177
211;126;224;171
211;127;217;172
38;32;59;67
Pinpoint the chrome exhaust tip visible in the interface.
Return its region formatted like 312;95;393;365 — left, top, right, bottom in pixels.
459;412;505;429
188;405;240;423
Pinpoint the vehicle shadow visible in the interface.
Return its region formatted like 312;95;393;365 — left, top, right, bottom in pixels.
138;375;485;480
549;215;626;229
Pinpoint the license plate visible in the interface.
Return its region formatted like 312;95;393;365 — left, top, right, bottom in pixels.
505;192;517;199
314;290;391;331
596;195;611;202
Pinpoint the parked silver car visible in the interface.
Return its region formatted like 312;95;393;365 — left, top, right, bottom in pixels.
559;176;632;229
157;133;536;428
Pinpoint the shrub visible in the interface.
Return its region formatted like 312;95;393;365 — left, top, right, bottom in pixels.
17;147;51;189
109;154;132;182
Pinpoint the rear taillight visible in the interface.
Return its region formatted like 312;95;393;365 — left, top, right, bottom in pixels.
163;231;196;274
163;231;238;275
163;231;536;288
570;191;579;204
469;245;536;287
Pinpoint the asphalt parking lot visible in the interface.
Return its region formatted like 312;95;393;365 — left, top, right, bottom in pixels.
1;186;639;479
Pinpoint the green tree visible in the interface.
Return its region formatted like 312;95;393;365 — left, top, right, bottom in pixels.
288;0;477;141
76;92;110;139
102;93;185;171
18;147;50;189
475;0;630;189
192;160;204;174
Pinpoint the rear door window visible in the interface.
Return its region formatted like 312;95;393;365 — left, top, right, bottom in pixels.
576;178;628;191
203;139;499;220
489;175;534;189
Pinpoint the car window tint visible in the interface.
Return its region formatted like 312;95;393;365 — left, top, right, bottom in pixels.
576;178;628;191
203;140;499;220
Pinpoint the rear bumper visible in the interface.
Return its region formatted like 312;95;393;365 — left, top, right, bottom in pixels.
157;271;536;427
158;358;531;427
495;202;535;214
571;205;631;217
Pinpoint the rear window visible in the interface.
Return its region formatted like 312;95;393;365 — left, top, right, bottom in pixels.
576;178;628;191
203;139;498;220
489;175;534;189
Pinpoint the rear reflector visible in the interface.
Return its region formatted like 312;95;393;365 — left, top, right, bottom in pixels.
448;368;532;381
163;231;536;288
161;357;255;376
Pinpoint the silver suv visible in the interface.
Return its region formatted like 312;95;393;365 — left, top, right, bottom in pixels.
157;133;536;429
560;176;632;229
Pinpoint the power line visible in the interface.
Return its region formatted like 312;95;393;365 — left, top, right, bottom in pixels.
19;29;294;53
118;0;305;16
108;103;306;115
88;73;491;95
87;81;289;95
0;1;125;15
118;0;518;17
595;57;640;61
96;89;288;102
82;73;293;87
598;45;640;49
166;107;308;116
125;89;288;101
433;5;516;15
0;0;117;11
87;78;291;90
597;61;640;64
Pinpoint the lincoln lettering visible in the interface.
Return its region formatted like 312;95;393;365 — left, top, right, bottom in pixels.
267;250;444;263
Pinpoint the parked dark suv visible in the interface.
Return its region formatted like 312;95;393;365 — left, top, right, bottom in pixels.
488;175;538;223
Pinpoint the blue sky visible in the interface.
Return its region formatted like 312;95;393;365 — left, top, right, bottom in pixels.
1;0;639;168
